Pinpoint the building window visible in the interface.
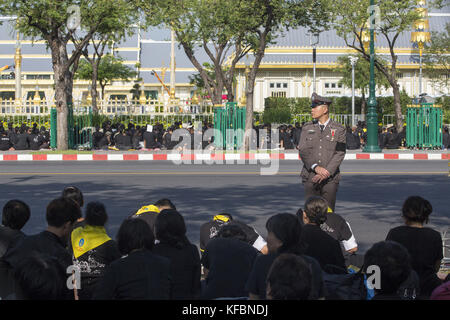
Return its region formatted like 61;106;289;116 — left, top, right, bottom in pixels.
269;82;288;89
271;91;287;98
0;91;15;100
269;82;288;98
25;74;51;80
145;90;158;100
396;73;403;79
0;73;15;80
325;83;330;88
26;91;46;100
109;95;127;101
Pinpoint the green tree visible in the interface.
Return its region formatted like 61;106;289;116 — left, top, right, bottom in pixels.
0;0;142;149
334;54;390;116
423;22;450;92
331;0;444;132
75;54;137;102
140;0;254;105
74;0;140;113
237;0;331;149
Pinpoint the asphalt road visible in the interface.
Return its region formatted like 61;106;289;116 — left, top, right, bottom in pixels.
0;160;449;254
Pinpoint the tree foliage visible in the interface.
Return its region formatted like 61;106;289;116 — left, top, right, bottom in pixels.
0;0;142;149
330;0;445;131
75;55;137;99
424;22;450;91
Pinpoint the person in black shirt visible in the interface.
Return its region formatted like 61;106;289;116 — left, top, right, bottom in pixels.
114;127;132;150
92;218;170;300
1;197;81;300
443;126;449;149
246;213;325;300
279;125;294;149
131;127;143;150
92;126;104;150
0;200;30;258
70;202;121;300
143;125;162;150
201;223;259;299
11;253;69;300
299;196;346;271
199;213;268;255
266;253;312;300
153;210;201;299
0;129;14;151
346;126;360;150
386;196;444;298
163;127;174;150
130;198;176;233
26;127;45;150
363;241;412;300
385;127;400;149
378;127;387;149
13;127;29;150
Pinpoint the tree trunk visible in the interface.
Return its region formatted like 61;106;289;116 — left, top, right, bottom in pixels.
91;62;99;114
244;47;266;150
51;39;73;150
392;83;403;132
100;82;106;101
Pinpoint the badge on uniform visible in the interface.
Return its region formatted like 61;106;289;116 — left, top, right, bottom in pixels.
330;129;336;141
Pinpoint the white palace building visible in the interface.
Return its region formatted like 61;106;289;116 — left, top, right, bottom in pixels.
0;5;448;113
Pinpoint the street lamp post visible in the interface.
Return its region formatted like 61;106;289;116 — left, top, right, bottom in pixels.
14;28;22;106
349;56;359;127
411;6;430;96
363;0;381;153
310;34;319;93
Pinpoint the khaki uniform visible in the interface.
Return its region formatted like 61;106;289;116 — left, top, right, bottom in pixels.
298;119;346;211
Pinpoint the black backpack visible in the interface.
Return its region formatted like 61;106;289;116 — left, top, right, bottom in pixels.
322;265;367;300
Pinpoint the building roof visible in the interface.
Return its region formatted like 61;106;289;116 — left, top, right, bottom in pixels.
0;9;448;79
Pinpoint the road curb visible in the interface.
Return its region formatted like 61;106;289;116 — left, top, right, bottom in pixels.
0;153;448;161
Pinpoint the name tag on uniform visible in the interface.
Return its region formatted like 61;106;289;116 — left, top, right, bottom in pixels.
308;130;315;134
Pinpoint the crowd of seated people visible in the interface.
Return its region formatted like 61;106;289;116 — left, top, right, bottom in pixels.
0;187;448;301
2;119;448;152
0;123;50;151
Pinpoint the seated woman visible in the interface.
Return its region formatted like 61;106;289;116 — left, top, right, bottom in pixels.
386;196;444;298
70;202;121;300
114;127;133;150
200;223;259;299
92;218;170;300
246;213;325;300
153;209;201;299
300;196;347;271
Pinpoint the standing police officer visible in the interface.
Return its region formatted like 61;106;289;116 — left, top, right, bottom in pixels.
297;93;346;211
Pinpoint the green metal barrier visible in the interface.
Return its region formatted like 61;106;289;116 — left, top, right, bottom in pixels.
50;108;57;149
214;102;246;150
68;105;93;150
406;102;443;149
50;105;93;150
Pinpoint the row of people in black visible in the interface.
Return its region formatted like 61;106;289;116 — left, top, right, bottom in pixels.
0;124;50;151
0;187;448;300
1;120;448;151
